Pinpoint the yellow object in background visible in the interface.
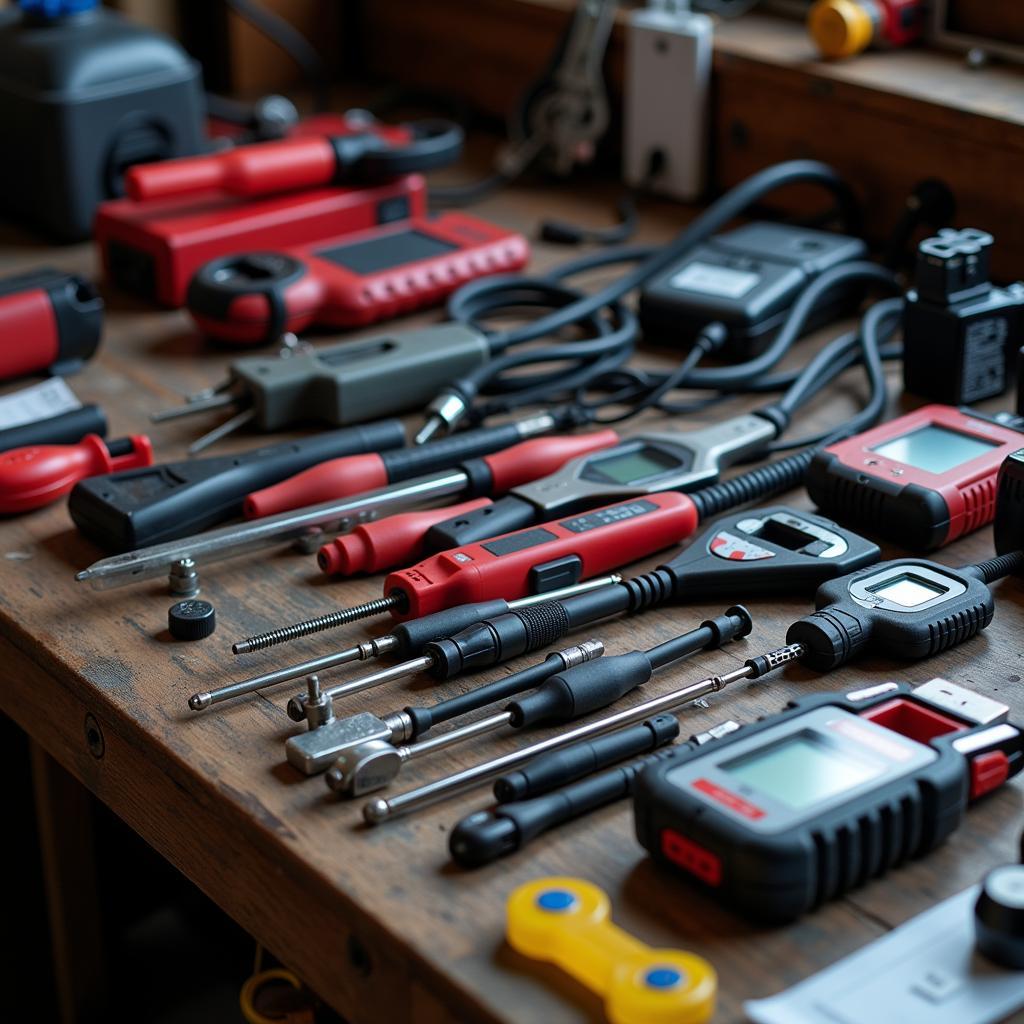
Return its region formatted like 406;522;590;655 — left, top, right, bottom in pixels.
808;0;876;59
506;876;717;1024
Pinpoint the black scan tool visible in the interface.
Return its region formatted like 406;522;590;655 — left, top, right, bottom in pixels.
787;551;1021;670
635;679;1023;922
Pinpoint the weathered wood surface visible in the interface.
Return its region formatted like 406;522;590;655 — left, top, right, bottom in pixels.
1;180;1022;1023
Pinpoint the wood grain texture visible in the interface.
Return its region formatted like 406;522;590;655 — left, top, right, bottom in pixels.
1;178;1023;1024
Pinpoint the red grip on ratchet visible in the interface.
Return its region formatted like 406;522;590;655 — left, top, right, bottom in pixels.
0;434;153;514
482;429;619;492
383;491;700;620
244;452;388;519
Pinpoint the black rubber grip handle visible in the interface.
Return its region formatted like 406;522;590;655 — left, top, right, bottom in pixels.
405;652;567;739
508;650;653;728
380;422;533;483
425;495;538;552
0;404;107;452
494;715;680;802
389;598;512;656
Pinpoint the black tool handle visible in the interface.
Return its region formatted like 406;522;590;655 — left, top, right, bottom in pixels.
424;495;539;551
381;423;535;483
494;715;680;802
388;598;513;656
68;419;405;551
0;404;107;452
405;653;567;740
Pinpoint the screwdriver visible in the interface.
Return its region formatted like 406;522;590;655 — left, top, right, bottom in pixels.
285;639;605;776
244;428;618;519
233;446;816;653
362;642;806;824
324;608;753;796
188;576;619;711
449;718;742;868
0;434;152;513
230;491;699;649
151;325;493;453
75;412;566;584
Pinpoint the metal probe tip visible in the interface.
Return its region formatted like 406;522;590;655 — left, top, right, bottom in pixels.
363;798;390;825
413;418;444;446
188;692;212;712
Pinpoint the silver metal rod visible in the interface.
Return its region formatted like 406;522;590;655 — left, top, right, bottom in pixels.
150;391;241;422
322;655;434;705
363;666;754;824
187;407;258;455
403;711;511;760
75;468;471;589
188;635;401;711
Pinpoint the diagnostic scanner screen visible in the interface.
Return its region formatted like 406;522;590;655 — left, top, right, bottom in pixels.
316;229;457;275
867;573;947;608
870;424;998;474
722;734;881;810
586;446;680;485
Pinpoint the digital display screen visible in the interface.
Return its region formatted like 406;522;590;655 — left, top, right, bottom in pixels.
870;424;998;474
586;446;680;485
867;572;948;608
316;229;457;275
722;734;882;811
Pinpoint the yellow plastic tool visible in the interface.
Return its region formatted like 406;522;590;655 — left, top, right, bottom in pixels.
808;0;875;59
506;876;717;1024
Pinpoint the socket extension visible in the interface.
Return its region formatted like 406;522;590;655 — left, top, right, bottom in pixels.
624;2;712;201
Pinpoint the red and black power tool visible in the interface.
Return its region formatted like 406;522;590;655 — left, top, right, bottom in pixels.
0;268;103;383
95;112;430;308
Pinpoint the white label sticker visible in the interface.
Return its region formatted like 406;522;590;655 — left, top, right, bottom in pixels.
0;378;81;430
669;261;760;298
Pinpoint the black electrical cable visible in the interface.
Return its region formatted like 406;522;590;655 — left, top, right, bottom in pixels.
223;0;331;113
422;160;861;440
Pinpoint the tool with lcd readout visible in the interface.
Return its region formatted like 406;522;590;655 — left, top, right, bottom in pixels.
806;404;1024;550
185;214;530;345
635;679;1023;922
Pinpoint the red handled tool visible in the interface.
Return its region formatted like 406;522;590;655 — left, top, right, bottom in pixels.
126;120;462;203
0;435;153;514
0;268;104;383
247;430;619;519
315;431;620;575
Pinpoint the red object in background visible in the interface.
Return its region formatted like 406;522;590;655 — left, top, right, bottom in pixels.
95;113;423;308
0;435;153;514
184;213;530;345
0;268;103;382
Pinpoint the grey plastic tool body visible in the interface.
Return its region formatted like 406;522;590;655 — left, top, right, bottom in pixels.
233;325;491;429
745;884;1024;1024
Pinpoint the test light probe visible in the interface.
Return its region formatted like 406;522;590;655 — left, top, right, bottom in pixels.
806;404;1024;550
322;610;752;796
74;414;592;581
635;679;1022;922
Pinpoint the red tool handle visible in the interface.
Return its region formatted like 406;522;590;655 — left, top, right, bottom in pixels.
481;429;619;491
0;435;153;514
384;491;700;620
244;453;388;519
126;135;338;202
0;287;59;380
318;498;493;576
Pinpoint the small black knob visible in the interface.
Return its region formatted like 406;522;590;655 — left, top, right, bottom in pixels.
169;599;216;641
974;864;1024;969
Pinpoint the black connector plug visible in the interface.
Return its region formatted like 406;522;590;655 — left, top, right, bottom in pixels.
903;228;1024;404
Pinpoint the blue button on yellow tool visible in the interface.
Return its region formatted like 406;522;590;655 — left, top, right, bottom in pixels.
506;876;717;1024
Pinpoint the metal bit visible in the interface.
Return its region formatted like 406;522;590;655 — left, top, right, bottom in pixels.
150;388;242;423
168;557;200;598
361;643;807;824
187;406;258;455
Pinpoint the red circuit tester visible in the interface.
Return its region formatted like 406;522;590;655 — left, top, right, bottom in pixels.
0;435;153;514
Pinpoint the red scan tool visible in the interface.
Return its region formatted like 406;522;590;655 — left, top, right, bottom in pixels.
383;492;700;620
184;214;530;345
0;434;152;514
806;404;1024;550
95;112;423;308
0;268;103;382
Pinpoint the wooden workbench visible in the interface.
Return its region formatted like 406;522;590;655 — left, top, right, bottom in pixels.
1;176;1022;1024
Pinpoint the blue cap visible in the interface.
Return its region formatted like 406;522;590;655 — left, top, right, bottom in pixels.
20;0;98;17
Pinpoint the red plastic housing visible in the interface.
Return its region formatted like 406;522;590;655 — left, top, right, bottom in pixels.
0;288;58;380
244;453;388;519
186;213;530;344
879;0;926;48
383;491;700;620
